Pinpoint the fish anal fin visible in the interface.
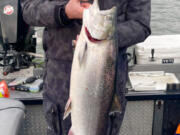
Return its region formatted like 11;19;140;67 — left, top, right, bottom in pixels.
63;98;72;120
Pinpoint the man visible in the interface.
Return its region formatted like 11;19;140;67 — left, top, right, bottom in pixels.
21;0;151;135
21;1;88;135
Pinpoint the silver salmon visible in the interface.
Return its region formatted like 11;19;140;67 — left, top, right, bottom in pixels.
64;0;118;135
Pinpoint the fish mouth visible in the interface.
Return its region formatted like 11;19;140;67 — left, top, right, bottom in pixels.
85;27;104;43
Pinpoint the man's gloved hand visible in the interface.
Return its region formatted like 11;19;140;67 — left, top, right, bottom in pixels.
65;0;91;19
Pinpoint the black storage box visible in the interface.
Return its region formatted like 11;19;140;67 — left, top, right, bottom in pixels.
0;0;18;43
0;0;33;51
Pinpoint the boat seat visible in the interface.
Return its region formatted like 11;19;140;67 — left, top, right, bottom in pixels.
0;98;25;135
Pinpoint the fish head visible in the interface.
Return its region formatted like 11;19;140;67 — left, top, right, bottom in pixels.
83;0;117;41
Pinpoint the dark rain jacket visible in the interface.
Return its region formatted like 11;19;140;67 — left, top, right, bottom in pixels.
21;0;151;134
21;0;151;62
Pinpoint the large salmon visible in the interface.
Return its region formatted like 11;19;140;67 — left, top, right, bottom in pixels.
64;0;118;135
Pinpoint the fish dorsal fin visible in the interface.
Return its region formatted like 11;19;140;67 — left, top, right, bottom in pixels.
63;98;72;120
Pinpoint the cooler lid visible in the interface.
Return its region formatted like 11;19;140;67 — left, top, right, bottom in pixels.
136;35;180;54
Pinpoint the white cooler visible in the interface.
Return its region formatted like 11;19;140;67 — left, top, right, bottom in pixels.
135;35;180;64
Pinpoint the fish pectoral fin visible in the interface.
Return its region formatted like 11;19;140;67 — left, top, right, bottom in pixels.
78;42;87;65
110;94;122;113
63;98;72;120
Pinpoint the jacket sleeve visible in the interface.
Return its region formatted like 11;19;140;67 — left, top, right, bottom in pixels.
117;0;151;48
21;0;71;27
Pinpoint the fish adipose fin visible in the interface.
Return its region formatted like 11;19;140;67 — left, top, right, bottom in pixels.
63;98;72;120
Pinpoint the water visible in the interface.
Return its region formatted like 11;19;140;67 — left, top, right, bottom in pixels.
151;0;180;35
0;1;180;52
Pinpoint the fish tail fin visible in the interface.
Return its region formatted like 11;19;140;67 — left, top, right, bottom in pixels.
63;98;72;120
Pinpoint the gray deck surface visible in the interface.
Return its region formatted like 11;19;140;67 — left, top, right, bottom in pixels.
19;104;47;135
0;67;34;79
0;66;43;100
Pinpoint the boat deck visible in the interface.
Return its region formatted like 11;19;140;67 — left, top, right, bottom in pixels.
0;66;46;135
1;64;180;135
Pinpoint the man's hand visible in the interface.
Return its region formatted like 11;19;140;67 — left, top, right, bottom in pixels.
65;0;91;19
